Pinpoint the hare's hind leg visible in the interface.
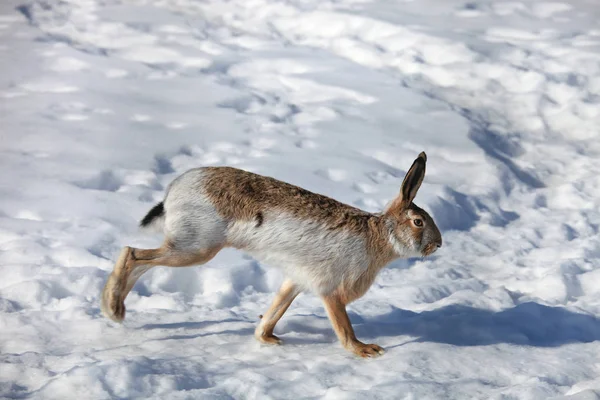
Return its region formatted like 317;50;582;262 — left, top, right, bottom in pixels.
101;243;221;322
255;279;300;345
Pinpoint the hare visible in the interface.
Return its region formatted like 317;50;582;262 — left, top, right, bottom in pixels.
101;152;442;358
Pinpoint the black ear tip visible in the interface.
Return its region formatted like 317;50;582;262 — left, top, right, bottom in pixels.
418;151;427;162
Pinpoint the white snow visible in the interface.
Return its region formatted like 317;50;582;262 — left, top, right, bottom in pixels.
1;0;600;398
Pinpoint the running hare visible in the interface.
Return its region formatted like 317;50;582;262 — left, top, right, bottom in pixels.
101;152;442;358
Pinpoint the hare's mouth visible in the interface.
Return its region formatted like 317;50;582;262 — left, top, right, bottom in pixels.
422;243;438;257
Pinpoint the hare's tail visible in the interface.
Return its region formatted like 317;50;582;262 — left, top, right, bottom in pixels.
140;202;165;231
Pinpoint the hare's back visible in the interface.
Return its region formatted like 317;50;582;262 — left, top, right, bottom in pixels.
200;167;371;225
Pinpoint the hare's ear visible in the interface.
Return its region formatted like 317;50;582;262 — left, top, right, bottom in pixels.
387;152;427;213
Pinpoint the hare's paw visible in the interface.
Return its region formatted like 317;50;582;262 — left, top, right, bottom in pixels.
101;274;126;322
100;247;132;322
256;333;283;345
352;342;385;358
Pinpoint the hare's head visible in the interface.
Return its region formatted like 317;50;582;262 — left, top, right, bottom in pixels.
384;152;442;258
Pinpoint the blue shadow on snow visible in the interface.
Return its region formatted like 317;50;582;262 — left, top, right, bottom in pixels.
360;302;600;347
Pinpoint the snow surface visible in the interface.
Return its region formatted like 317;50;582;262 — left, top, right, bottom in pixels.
1;0;600;398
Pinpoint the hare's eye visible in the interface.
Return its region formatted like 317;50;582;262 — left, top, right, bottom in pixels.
413;218;423;227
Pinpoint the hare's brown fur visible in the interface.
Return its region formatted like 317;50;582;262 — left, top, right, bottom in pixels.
202;167;373;232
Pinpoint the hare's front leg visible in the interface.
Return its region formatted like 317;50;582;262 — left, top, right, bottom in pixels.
255;279;300;345
322;294;385;358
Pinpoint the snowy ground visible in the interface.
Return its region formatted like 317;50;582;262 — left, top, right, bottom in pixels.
1;0;600;398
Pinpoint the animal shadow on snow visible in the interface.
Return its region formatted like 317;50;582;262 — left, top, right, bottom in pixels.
138;302;600;349
140;318;254;341
359;302;600;347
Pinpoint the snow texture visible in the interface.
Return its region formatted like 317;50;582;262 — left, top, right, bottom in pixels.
1;0;600;398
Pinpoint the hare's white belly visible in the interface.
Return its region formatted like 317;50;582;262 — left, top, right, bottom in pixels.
227;213;369;294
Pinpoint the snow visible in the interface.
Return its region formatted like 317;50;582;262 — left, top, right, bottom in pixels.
1;0;600;398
